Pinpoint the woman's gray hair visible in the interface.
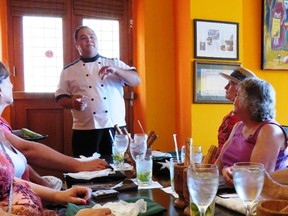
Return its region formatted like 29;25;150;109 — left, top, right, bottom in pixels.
0;62;10;84
239;78;275;122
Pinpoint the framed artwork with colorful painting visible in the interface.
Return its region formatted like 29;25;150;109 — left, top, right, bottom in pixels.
194;19;239;60
262;0;288;70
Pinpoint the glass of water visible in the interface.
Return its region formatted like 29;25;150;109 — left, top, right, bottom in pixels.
187;164;219;216
114;134;129;169
169;158;179;192
136;155;153;186
130;133;147;161
233;162;265;216
190;145;202;164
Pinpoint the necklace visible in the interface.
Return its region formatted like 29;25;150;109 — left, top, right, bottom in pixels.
242;124;260;137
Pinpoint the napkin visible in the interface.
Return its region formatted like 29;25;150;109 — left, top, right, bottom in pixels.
110;163;133;171
131;178;163;190
215;193;246;215
76;152;101;162
65;197;166;216
93;199;147;216
42;175;62;190
152;150;172;158
215;193;258;215
64;169;110;180
161;186;179;198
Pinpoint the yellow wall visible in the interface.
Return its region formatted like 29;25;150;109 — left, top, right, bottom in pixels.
134;0;288;155
189;0;288;154
190;0;244;152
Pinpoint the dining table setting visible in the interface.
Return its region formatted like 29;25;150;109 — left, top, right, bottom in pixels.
51;131;288;216
60;151;246;216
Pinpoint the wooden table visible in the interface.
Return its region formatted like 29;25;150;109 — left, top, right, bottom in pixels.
63;155;244;216
89;185;243;216
86;174;243;215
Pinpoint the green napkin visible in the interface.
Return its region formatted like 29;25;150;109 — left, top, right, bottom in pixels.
65;196;166;216
124;197;166;216
65;203;92;216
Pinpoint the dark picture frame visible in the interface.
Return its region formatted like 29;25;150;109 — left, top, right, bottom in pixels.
194;60;241;104
262;0;288;70
194;19;239;60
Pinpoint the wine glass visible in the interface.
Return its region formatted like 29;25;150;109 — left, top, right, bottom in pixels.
187;164;219;216
233;162;265;216
113;134;129;169
130;133;147;161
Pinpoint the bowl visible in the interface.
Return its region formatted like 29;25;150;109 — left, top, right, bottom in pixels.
257;199;288;216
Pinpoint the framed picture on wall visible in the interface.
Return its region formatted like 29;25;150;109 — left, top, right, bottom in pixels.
194;19;239;60
262;0;288;70
194;60;241;104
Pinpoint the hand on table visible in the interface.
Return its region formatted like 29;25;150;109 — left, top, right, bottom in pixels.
222;166;234;187
76;208;114;216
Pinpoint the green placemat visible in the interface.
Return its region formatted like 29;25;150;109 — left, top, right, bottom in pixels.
65;196;166;216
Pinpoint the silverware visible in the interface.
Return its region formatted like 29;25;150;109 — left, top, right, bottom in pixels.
111;181;123;189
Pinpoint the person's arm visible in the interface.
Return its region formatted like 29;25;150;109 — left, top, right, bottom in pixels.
14;177;91;205
6;133;108;172
250;124;285;173
56;95;87;111
215;122;239;172
215;122;239;187
28;165;50;187
76;208;114;216
99;66;140;86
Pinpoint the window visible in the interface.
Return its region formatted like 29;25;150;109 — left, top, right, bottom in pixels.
83;19;120;58
22;17;120;92
23;16;63;92
9;0;131;92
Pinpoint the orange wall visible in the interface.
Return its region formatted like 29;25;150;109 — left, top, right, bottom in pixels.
133;0;177;152
0;0;10;122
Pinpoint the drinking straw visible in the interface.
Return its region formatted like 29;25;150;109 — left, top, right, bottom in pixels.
137;120;146;134
109;130;115;142
189;138;194;164
173;134;180;162
188;137;196;171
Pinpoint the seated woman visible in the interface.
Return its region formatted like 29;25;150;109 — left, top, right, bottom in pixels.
0;61;109;187
0;139;113;216
216;78;288;187
212;67;256;163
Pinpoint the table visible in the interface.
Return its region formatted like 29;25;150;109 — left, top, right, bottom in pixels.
64;154;244;216
85;175;243;215
89;185;243;216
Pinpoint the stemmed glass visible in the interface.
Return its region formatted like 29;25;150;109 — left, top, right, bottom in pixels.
233;162;265;216
113;134;129;169
187;164;219;216
129;133;147;161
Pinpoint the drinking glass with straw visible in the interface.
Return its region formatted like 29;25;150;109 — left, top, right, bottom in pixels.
173;134;180;163
110;130;124;169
